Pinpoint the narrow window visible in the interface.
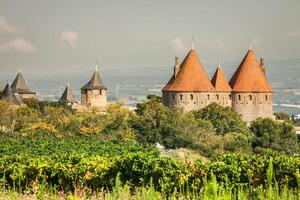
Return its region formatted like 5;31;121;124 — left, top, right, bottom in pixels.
100;90;102;95
265;95;268;101
172;94;175;100
216;94;219;100
238;95;241;100
249;95;252;101
190;94;193;100
180;94;183;100
229;95;232;100
207;94;210;100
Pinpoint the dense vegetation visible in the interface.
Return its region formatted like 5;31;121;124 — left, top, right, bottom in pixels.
0;96;299;199
0;137;299;199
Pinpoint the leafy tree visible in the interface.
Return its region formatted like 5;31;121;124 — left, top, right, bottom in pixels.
193;103;249;135
133;96;169;144
222;132;253;154
161;108;215;149
24;99;73;114
274;112;291;122
0;100;16;132
14;107;41;131
102;102;136;140
250;118;299;154
42;106;72;130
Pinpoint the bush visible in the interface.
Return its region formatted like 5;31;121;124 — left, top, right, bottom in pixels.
194;103;249;135
250;118;299;154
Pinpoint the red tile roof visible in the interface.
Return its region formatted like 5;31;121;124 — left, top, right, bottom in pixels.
229;50;272;92
211;65;232;92
162;49;214;92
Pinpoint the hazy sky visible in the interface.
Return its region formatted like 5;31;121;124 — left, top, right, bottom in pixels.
0;0;300;76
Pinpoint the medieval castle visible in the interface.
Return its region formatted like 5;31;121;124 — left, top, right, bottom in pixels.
0;66;107;111
162;47;273;123
0;46;273;123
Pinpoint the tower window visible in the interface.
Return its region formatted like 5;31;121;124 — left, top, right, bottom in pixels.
180;94;183;100
207;94;210;100
229;95;232;100
249;95;252;101
100;90;102;95
216;94;219;100
172;94;175;100
238;95;241;100
190;94;193;100
265;95;268;101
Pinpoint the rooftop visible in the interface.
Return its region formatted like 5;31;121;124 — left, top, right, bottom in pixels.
162;49;214;92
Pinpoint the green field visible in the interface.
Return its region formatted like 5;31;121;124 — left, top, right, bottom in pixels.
0;138;299;199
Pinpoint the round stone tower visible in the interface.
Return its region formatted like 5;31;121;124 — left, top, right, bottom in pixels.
229;49;273;123
161;48;215;112
81;66;107;110
211;64;232;107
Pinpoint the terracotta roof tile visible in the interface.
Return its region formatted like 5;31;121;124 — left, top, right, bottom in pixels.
162;49;214;92
229;50;272;92
211;65;232;92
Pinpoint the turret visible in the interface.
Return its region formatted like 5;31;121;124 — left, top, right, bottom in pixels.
0;81;24;105
59;83;77;106
173;57;180;78
162;48;214;111
229;48;272;123
260;58;266;76
81;63;107;110
11;70;36;99
211;64;232;106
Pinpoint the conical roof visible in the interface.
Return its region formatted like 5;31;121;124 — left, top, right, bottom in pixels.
59;84;77;103
1;83;24;105
229;50;272;92
81;70;107;90
211;65;232;92
11;71;36;94
162;49;214;92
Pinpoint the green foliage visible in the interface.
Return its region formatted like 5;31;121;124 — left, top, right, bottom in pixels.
250;118;299;154
0;100;16;132
14;107;40;131
193;103;249;135
133;96;169;144
0;138;299;197
274;112;292;122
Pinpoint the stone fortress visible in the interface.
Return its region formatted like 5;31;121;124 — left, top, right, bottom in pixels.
0;47;273;123
162;46;273;123
0;64;108;111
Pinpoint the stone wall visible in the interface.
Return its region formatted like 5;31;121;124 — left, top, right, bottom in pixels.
231;92;273;123
163;91;232;112
213;92;232;107
19;93;36;99
163;91;272;123
81;89;107;109
163;91;216;112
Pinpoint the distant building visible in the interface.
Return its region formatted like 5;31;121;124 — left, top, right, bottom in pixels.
162;47;273;123
0;82;24;105
11;70;36;99
80;66;107;110
59;83;77;106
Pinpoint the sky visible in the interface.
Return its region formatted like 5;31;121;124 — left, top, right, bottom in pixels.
0;0;300;76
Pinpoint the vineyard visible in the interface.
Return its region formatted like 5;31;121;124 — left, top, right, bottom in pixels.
0;137;299;199
0;99;299;199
